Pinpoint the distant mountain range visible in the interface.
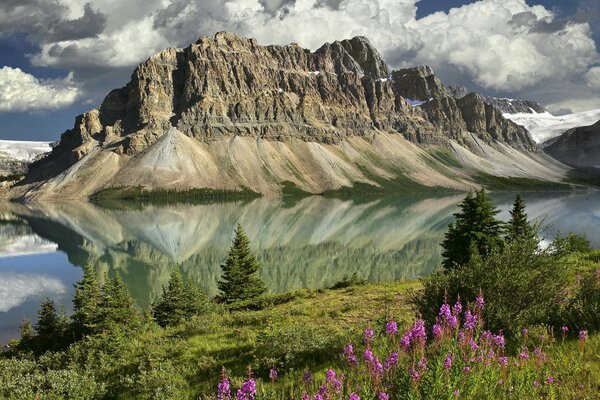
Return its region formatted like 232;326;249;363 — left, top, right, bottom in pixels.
3;33;585;200
0;140;52;176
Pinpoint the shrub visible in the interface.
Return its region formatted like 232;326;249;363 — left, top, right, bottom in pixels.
414;238;569;335
560;270;600;333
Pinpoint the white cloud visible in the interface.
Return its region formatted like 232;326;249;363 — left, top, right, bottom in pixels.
0;272;65;312
6;0;599;110
0;67;79;112
586;66;600;90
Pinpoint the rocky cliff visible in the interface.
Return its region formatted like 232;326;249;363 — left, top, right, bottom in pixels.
545;121;600;168
448;85;546;114
15;32;566;200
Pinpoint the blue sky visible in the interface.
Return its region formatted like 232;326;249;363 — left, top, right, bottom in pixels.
0;0;599;141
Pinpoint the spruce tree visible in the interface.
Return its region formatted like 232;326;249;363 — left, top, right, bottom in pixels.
72;265;101;335
506;195;535;242
35;298;61;339
97;274;139;331
153;268;210;327
19;318;34;341
441;189;504;270
218;224;267;303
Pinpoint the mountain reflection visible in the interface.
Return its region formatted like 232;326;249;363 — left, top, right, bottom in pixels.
2;196;460;307
2;191;598;310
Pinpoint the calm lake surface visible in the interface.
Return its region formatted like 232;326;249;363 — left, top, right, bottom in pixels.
1;191;599;343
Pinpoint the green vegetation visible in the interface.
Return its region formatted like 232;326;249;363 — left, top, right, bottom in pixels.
1;193;599;399
218;224;267;304
441;189;504;270
475;173;572;191
152;268;212;327
565;167;600;188
90;185;262;204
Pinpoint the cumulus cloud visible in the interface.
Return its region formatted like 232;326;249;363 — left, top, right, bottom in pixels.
0;67;79;112
0;272;65;313
3;0;599;111
586;67;600;90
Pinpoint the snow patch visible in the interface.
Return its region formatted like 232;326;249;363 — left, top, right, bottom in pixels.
309;71;320;75
0;140;52;163
504;109;600;145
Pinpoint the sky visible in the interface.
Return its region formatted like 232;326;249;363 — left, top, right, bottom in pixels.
0;0;599;141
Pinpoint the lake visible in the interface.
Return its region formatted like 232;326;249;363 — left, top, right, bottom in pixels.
1;191;599;344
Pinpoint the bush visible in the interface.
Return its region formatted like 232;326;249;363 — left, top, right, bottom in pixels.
559;270;600;333
552;232;592;256
413;238;569;335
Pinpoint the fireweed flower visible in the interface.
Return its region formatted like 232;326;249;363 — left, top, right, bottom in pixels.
547;376;556;385
463;310;478;331
314;395;324;400
475;294;485;310
363;327;375;344
561;325;569;338
521;327;529;337
533;347;546;362
378;392;389;400
343;343;358;365
453;389;460;398
303;370;312;384
493;334;505;349
363;349;374;363
579;330;588;343
384;352;399;370
519;348;529;360
349;393;360;400
498;356;508;366
533;381;541;388
236;379;256;400
443;352;454;369
325;369;337;384
301;394;310;400
217;374;231;400
432;324;443;339
463;366;471;373
452;300;462;316
269;367;277;382
386;320;398;336
439;303;452;320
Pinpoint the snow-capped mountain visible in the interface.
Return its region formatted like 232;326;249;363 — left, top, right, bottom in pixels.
504;109;600;146
0;140;52;176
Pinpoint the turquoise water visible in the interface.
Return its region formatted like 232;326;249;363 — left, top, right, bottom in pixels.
1;191;599;343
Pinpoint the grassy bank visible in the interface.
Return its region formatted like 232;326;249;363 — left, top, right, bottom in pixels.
90;186;262;205
1;276;599;399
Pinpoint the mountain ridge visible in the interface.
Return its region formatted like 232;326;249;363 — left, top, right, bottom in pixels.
11;32;567;200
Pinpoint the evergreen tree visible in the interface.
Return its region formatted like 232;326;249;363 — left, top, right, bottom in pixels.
218;224;267;304
72;265;101;335
97;274;139;331
19;319;34;342
153;268;210;327
35;298;61;339
441;189;504;270
506;195;536;242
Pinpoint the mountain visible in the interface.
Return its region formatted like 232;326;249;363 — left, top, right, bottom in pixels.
0;140;52;176
448;85;546;115
503;109;600;145
544;121;600;168
12;32;567;200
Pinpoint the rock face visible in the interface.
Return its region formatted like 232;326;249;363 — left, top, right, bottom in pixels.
16;32;565;200
449;85;546;114
545;121;600;168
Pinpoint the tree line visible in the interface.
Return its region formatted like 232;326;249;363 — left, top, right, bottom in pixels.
20;224;267;352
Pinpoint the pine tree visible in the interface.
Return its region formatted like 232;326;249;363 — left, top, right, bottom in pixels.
218;224;267;304
97;274;139;331
441;189;504;270
153;268;210;327
35;298;61;339
72;265;101;335
506;195;536;242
